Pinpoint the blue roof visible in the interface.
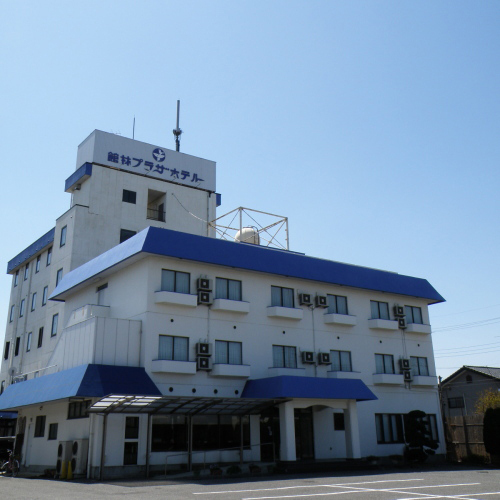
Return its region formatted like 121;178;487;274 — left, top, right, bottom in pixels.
65;162;93;192
0;364;161;410
241;376;377;401
7;228;55;274
51;226;445;303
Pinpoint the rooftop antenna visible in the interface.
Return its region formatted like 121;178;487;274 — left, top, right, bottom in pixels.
132;115;135;139
173;100;182;152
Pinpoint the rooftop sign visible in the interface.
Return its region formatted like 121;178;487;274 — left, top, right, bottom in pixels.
76;130;216;192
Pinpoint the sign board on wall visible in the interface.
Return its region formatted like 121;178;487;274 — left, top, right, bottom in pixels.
76;130;216;192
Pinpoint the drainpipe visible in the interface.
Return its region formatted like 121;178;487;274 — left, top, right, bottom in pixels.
145;413;151;478
99;414;108;481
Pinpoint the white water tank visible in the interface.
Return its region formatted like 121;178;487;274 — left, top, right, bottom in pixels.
235;226;260;245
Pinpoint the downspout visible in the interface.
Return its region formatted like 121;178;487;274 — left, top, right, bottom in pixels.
99;414;108;481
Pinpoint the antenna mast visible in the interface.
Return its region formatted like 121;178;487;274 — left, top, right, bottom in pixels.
173;100;182;152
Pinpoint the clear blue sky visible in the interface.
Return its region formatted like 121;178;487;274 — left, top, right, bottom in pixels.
1;1;499;379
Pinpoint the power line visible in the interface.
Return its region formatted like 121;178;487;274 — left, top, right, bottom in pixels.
434;340;500;352
432;316;500;333
435;347;500;358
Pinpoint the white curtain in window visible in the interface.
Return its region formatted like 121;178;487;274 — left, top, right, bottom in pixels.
215;279;227;300
228;342;242;364
384;355;394;374
161;270;175;292
418;357;428;376
375;354;384;374
173;337;188;360
413;307;423;324
327;295;337;314
215;341;227;363
370;301;379;319
282;288;294;308
228;280;241;301
337;296;348;315
380;302;389;320
176;273;190;294
159;335;173;360
272;345;284;367
271;287;281;307
340;351;351;371
284;346;296;368
330;351;341;371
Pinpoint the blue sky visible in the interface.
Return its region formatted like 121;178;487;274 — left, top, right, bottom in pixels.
1;1;499;379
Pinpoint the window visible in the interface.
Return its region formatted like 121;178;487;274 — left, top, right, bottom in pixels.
466;375;473;383
125;416;139;439
51;314;59;337
333;413;345;431
122;189;137;204
9;305;14;322
375;353;395;374
4;342;9;360
46;247;52;266
60;225;67;247
67;400;91;419
120;229;136;243
410;356;429;376
330;350;352;372
405;305;423;324
42;286;48;306
24;264;29;280
56;268;63;286
35;255;41;273
14;271;19;287
403;413;439;443
31;292;37;311
272;345;297;368
215;278;242;301
448;397;465;409
19;299;25;317
124;442;138;466
37;327;44;348
375;414;404;443
271;286;294;308
327;294;348;315
152;415;188;452
215;340;242;364
48;423;58;440
371;300;390;320
26;332;32;352
161;269;190;294
34;415;46;437
158;335;188;361
96;283;108;306
14;338;20;356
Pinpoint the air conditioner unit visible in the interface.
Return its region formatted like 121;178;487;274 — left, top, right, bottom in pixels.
403;370;413;382
393;304;405;317
56;440;72;474
70;439;89;476
301;351;315;364
398;317;407;329
399;358;411;370
197;356;212;371
318;352;331;365
196;342;212;356
198;291;213;305
197;278;212;291
315;295;328;308
298;293;312;306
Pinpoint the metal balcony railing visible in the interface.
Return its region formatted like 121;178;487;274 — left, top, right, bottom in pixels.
147;208;166;222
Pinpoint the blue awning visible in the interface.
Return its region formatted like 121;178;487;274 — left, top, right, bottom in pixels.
241;376;377;402
0;364;161;411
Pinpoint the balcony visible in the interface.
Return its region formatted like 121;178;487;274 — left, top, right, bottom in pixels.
405;323;432;335
147;207;166;222
154;291;197;308
368;318;398;331
210;364;251;378
268;367;306;377
412;375;438;386
151;359;197;375
267;306;303;320
372;373;405;385
327;370;362;380
211;299;250;314
323;313;357;327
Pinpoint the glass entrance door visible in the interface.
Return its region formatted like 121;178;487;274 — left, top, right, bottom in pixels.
294;408;314;460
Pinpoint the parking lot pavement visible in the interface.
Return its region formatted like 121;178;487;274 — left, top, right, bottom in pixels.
0;467;499;500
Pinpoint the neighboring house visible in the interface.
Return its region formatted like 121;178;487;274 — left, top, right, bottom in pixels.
0;130;446;478
440;366;500;417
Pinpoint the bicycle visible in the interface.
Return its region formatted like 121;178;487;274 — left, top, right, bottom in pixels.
0;450;20;477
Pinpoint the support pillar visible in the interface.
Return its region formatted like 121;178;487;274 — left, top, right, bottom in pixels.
278;401;296;461
344;400;361;459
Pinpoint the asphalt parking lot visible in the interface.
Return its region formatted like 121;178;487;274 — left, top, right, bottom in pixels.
1;466;499;500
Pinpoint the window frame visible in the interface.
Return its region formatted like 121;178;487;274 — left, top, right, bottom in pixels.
4;342;10;360
46;247;52;266
272;345;297;368
31;292;37;312
375;353;395;374
448;397;465;409
327;294;348;315
215;340;243;365
34;415;46;437
375;413;404;444
37;327;44;348
19;299;25;318
330;350;352;372
161;269;191;294
215;277;242;301
14;271;19;287
370;300;390;320
60;225;67;247
410;356;429;376
9;305;14;323
122;189;137;204
24;264;29;281
271;286;295;308
51;314;59;337
56;268;63;286
120;229;137;243
158;335;189;361
67;400;91;419
26;332;32;352
48;423;58;440
35;255;41;273
42;286;48;306
405;305;423;324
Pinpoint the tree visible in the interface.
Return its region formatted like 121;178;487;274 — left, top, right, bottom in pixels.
404;410;439;463
475;388;500;414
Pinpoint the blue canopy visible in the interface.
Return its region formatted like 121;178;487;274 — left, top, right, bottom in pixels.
242;375;377;401
0;364;161;410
